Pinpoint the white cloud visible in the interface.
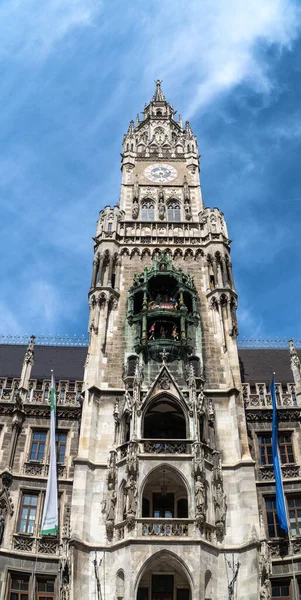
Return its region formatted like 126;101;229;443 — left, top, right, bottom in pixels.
137;0;300;116
0;0;101;62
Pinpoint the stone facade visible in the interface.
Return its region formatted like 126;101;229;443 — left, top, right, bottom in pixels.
0;82;300;599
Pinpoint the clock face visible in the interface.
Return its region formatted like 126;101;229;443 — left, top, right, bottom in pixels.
144;164;178;183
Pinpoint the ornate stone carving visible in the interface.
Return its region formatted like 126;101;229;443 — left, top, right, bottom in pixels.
125;474;138;524
38;538;58;554
158;373;170;390
195;474;206;527
105;482;117;539
213;482;227;540
192;442;204;478
126;441;139;477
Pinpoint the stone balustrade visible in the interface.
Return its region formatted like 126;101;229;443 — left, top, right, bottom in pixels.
142;439;191;454
243;382;297;408
13;533;59;555
0;378;83;406
139;519;191;537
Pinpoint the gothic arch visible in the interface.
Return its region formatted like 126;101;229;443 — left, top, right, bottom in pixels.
184;248;194;260
130;248;141;259
140;463;191;502
120;248;130;256
141;248;151;259
134;549;194;595
141;391;189;438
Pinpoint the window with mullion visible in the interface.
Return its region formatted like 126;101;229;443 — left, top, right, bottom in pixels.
36;578;55;600
279;434;294;464
271;581;290;598
288;497;301;536
29;431;47;462
55;433;67;464
266;498;282;538
18;494;38;534
258;433;294;466
167;201;181;222
141;202;154;221
258;434;273;465
9;574;30;600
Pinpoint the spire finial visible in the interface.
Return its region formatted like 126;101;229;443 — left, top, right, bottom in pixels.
153;80;165;102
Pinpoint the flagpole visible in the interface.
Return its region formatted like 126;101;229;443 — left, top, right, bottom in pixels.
271;373;298;600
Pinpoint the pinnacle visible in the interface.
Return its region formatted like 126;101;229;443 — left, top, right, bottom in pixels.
152;79;165;102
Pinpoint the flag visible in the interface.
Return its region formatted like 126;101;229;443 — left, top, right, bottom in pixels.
270;377;288;533
41;372;58;535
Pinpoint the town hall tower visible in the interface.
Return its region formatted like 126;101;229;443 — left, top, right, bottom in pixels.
70;81;261;599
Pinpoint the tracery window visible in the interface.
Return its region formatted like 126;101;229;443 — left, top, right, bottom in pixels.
167;201;181;222
141;201;154;221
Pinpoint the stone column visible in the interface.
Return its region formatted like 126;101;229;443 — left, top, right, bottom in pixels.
90;258;99;289
96;255;104;285
114;259;121;292
106;257;114;287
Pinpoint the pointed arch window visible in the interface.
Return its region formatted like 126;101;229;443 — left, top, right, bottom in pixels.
141;201;154;221
167;201;181;222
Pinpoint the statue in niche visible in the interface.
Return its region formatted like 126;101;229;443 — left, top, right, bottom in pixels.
184;200;192;219
106;483;117;523
213;482;227;533
158;202;165;220
198;395;216;448
126;442;138;476
195;475;206;519
193;443;204;478
210;214;217;232
132;199;139;220
125;475;137;515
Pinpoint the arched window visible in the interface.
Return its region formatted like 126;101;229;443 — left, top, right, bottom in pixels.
156;110;162;116
116;570;125;600
141;201;155;221
167;201;181;222
144;397;186;439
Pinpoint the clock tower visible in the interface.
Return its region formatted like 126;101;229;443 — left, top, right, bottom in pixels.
71;82;261;599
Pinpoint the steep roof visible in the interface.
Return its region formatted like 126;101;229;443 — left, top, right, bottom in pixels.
238;348;297;385
0;345;87;380
0;345;297;385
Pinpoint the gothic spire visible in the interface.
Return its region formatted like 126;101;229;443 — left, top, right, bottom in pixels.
152;80;165;102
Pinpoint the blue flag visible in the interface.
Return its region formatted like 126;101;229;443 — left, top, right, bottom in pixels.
270;377;288;533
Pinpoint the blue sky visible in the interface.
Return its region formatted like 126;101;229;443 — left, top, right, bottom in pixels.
1;0;301;342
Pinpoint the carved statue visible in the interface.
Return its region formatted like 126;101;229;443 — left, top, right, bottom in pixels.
184;200;192;219
106;483;117;522
259;580;271;600
125;475;137;515
213;482;227;526
126;442;138;476
210;214;217;232
132;200;139;220
0;509;5;545
193;443;204;478
195;476;206;517
158;202;165;220
198;395;215;448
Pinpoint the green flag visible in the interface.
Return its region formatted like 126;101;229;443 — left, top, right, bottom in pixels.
41;372;58;535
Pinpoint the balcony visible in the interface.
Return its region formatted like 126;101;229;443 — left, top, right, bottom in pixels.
117;440;191;462
142;439;191;455
139;518;192;537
